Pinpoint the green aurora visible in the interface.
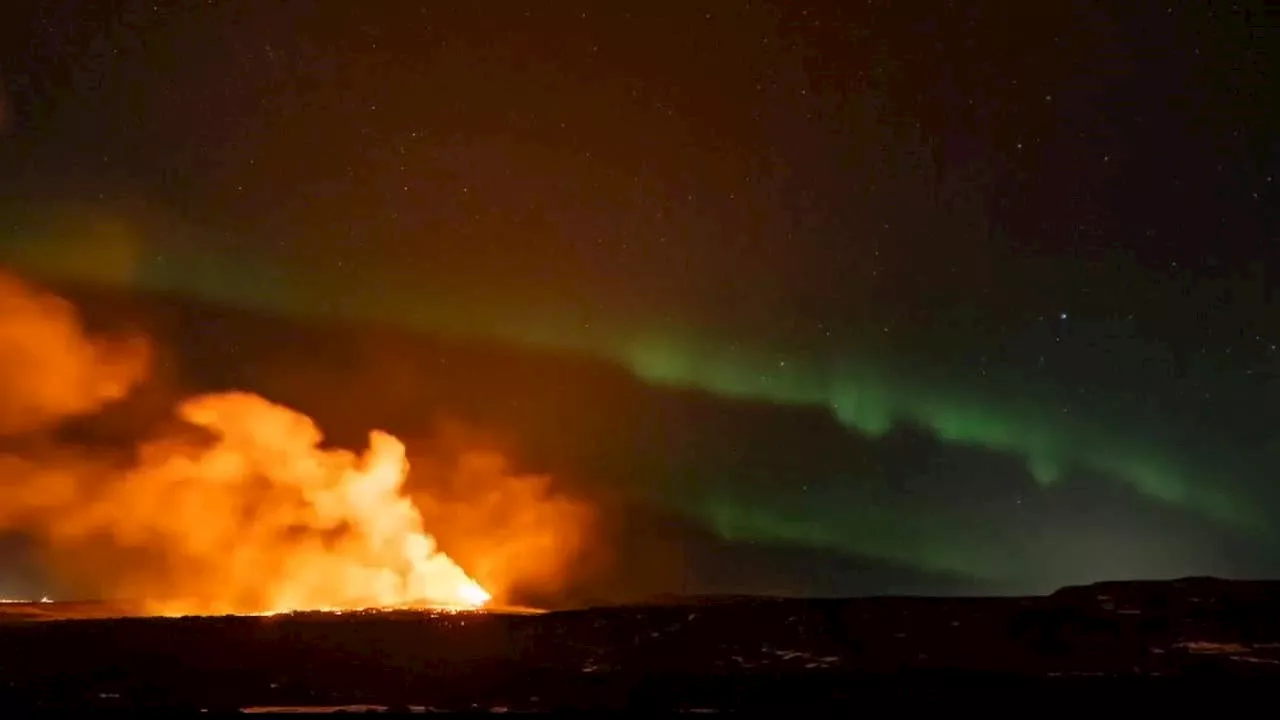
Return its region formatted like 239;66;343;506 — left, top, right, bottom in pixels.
0;211;1271;584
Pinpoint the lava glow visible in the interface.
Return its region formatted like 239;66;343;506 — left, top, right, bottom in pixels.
117;392;493;616
0;270;497;616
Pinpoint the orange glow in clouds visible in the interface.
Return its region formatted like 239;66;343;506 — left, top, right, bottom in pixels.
0;270;598;616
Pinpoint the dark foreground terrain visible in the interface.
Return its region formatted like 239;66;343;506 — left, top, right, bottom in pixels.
2;578;1279;712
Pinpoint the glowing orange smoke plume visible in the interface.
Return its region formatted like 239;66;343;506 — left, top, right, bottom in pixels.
406;428;597;607
0;271;150;435
0;270;490;615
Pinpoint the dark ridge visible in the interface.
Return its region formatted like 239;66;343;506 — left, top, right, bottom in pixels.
1050;576;1280;601
1;578;1279;711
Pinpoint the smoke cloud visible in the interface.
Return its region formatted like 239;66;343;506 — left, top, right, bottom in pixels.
405;420;599;606
0;269;593;613
0;272;150;434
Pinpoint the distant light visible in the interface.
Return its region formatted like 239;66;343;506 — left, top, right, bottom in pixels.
1059;312;1068;320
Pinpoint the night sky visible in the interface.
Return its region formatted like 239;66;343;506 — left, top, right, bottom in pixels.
2;0;1280;602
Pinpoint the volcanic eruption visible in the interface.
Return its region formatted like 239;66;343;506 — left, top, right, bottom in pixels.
0;269;495;615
